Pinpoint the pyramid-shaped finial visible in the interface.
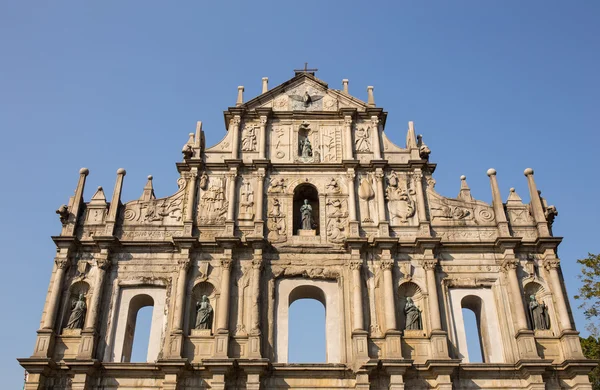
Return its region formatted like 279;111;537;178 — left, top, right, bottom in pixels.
89;186;107;205
457;175;473;201
140;175;156;201
506;187;523;205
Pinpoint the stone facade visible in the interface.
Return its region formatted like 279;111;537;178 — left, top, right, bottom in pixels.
18;71;596;389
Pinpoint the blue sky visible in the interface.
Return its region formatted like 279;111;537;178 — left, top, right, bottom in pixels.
1;1;599;386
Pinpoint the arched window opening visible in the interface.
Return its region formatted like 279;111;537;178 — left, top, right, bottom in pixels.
129;306;153;362
461;295;488;363
462;308;483;363
121;294;154;363
293;184;320;235
288;298;326;363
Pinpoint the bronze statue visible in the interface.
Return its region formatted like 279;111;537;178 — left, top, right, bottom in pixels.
528;295;550;330
300;199;313;230
404;297;422;330
195;295;214;330
66;293;86;329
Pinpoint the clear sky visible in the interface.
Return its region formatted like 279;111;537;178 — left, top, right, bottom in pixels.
1;1;599;386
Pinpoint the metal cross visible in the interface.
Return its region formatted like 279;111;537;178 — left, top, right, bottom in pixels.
294;62;318;74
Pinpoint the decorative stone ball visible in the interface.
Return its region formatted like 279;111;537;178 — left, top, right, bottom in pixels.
486;168;496;177
460;175;466;180
148;175;153;180
117;168;126;175
524;168;534;176
79;167;89;175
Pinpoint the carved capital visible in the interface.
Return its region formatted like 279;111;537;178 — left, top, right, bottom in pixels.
252;258;263;270
230;115;241;127
259;116;268;126
221;259;233;271
500;258;519;273
543;259;560;271
370;116;380;126
348;260;363;271
423;259;438;271
255;171;265;180
344;116;352;126
375;171;384;181
380;259;394;271
226;171;238;181
412;171;423;181
55;257;70;270
96;257;111;270
345;170;355;181
177;257;191;271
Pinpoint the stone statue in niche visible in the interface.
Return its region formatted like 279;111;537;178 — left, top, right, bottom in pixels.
241;125;257;151
385;171;416;224
358;175;375;223
195;295;214;330
300;136;313;158
355;126;371;152
300;199;314;230
268;198;287;243
404;297;422;330
528;295;550;330
66;294;87;329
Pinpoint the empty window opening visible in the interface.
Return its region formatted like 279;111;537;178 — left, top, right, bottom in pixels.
462;307;483;363
288;298;326;363
121;294;154;363
293;184;320;235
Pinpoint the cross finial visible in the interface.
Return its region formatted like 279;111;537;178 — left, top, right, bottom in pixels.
294;62;318;76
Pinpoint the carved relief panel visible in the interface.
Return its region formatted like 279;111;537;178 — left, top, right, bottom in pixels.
121;177;186;226
385;171;417;226
197;174;228;225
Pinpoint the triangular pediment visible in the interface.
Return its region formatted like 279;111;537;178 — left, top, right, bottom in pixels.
242;73;368;112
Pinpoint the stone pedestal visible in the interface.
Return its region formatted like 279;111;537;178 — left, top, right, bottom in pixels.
560;330;585;359
33;329;55;358
166;331;185;359
429;330;450;359
386;330;402;359
352;330;369;361
77;329;95;359
214;331;230;358
515;329;540;360
298;229;316;236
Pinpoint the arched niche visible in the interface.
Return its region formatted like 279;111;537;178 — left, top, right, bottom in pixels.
61;281;90;331
189;281;217;334
398;281;425;332
524;281;553;332
275;279;341;363
293;183;320;235
110;287;166;363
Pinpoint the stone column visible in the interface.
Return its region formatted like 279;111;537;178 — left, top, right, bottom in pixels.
423;259;442;331
381;259;396;332
487;169;510;237
254;170;265;237
248;250;263;358
78;250;111;358
375;169;387;222
350;260;364;331
343;115;353;160
502;258;529;332
173;256;191;332
545;259;572;331
184;169;198;236
226;169;238;223
370;116;381;160
412;170;431;237
259;115;267;159
230;115;241;160
44;257;69;330
524;168;550;237
346;169;359;237
215;254;233;358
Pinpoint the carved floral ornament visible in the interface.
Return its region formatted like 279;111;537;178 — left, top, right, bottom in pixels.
380;259;394;270
500;258;519;273
178;257;191;271
423;259;438;271
543;258;560;271
221;259;233;270
348;260;363;271
55;257;70;270
96;257;111;270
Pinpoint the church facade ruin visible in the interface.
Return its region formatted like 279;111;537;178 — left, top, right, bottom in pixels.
19;70;595;389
